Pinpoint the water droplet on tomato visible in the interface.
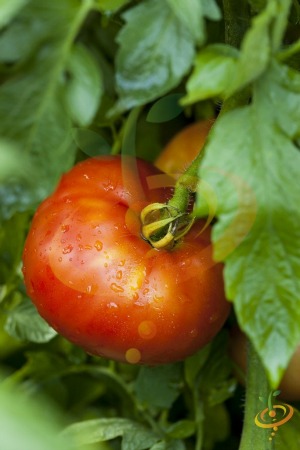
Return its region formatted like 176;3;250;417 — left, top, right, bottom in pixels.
116;270;122;280
108;302;118;308
61;224;69;233
76;233;82;241
58;257;62;262
143;288;149;295
190;329;198;338
132;292;139;301
84;244;93;250
119;260;125;266
110;283;124;293
62;244;73;254
104;263;108;268
94;240;103;251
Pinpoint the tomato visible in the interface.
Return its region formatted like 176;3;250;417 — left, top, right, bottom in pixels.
229;327;300;401
155;119;214;175
22;156;229;365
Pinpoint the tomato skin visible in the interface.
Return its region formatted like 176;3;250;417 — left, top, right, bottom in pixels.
229;327;300;401
155;119;214;175
22;156;230;365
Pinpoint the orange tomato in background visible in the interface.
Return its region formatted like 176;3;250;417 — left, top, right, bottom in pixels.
155;119;214;175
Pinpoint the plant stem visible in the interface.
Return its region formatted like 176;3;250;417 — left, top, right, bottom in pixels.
167;151;203;213
222;0;250;48
239;341;273;450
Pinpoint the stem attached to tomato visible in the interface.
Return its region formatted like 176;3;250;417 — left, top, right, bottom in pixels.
140;151;202;249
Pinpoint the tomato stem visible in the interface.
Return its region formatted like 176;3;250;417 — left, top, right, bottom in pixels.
239;340;272;450
140;153;201;249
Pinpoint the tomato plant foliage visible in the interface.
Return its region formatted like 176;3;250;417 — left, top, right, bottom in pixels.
1;0;300;449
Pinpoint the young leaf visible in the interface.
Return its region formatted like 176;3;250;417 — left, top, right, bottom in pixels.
4;297;57;343
64;44;103;127
181;45;239;104
197;61;300;387
109;0;195;116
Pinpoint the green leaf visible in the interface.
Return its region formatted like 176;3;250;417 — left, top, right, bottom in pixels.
95;0;130;12
203;403;230;448
62;418;159;449
275;407;300;449
0;377;74;450
0;0;28;28
165;420;195;439
109;0;195;116
0;213;28;289
226;0;291;96
134;364;182;409
197;61;300;387
202;0;222;20
166;0;205;43
4;298;57;343
0;0;93;219
146;94;183;123
182;0;292;103
184;343;211;389
150;441;185;450
73;128;111;157
64;44;103;127
181;45;239;104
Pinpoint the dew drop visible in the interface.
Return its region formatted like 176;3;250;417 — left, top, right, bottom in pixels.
76;233;82;241
190;329;198;338
94;240;103;251
116;270;122;280
61;224;70;233
58;257;62;262
84;244;93;250
108;302;118;308
132;292;139;301
62;244;73;254
119;260;125;266
110;283;124;293
143;288;149;295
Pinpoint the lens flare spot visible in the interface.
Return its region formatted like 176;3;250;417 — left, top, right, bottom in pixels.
125;348;141;364
138;321;157;339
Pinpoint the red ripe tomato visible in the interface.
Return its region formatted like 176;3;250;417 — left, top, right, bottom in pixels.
22;156;229;365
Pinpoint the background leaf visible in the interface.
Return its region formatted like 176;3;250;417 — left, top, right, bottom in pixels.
134;364;182;409
64;43;103;127
0;0;28;28
109;0;196;115
4;298;57;343
0;0;93;219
